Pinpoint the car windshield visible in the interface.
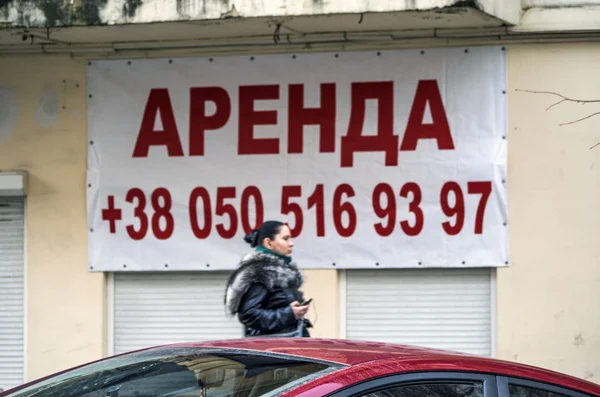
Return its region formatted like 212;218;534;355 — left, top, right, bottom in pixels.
4;347;341;397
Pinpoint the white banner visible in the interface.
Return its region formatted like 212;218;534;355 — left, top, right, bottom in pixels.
86;46;508;272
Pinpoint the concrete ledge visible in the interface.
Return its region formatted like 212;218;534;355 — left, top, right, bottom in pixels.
515;6;600;31
0;171;28;197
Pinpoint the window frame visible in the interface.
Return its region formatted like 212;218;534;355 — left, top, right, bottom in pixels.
498;376;595;397
325;371;498;397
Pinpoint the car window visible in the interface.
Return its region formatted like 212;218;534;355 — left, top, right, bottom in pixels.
4;347;341;397
362;382;484;397
509;384;572;397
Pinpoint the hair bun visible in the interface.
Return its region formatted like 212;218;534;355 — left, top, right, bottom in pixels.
243;230;259;247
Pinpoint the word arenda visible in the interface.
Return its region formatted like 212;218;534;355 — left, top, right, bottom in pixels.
101;182;492;241
132;80;455;166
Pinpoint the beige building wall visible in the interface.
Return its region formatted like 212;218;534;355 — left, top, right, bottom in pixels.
0;52;341;382
0;55;105;381
499;43;600;383
301;270;340;338
1;42;599;384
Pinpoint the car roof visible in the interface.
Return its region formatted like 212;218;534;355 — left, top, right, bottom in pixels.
3;339;599;397
173;338;470;365
164;338;600;396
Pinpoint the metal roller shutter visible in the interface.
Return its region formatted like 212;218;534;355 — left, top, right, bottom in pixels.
0;197;25;390
113;272;242;355
345;268;492;356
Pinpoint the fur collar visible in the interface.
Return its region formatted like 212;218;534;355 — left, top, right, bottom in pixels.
224;251;303;316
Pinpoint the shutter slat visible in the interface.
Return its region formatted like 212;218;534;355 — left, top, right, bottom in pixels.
0;197;25;390
114;272;242;355
346;269;491;356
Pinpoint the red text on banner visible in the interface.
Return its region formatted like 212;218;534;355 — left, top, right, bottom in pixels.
133;89;184;157
400;80;454;151
132;81;455;162
189;87;231;156
288;83;336;153
238;85;280;155
103;181;493;240
341;81;398;167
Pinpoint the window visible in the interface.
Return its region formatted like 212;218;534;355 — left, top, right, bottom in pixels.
5;347;341;397
509;384;570;397
363;382;484;397
327;372;495;397
499;377;595;397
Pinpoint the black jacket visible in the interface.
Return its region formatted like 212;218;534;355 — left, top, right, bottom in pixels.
224;251;309;337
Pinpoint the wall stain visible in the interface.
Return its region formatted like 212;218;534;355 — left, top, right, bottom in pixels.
122;0;141;18
36;89;59;128
38;0;71;26
434;0;475;14
77;0;108;25
574;332;585;346
14;162;33;169
2;0;46;26
175;0;230;20
0;86;19;146
67;342;95;353
0;0;10;17
1;0;493;27
0;0;112;26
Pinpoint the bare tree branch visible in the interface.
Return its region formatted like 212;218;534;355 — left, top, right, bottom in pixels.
516;89;600;106
560;111;600;126
547;98;567;111
517;89;600;128
517;89;600;149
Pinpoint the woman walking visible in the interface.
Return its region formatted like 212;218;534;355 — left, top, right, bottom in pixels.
224;220;312;337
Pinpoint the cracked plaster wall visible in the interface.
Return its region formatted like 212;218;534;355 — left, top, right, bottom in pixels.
1;0;478;27
522;0;600;7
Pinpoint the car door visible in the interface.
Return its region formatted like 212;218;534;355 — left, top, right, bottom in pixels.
497;377;598;397
323;372;498;397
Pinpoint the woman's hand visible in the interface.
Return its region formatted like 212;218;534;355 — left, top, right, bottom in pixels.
290;301;310;319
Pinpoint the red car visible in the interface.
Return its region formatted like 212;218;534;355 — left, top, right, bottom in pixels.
2;338;598;397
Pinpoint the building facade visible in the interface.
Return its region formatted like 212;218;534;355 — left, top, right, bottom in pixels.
0;0;599;391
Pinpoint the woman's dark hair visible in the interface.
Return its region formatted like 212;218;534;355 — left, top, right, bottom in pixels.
244;221;285;248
